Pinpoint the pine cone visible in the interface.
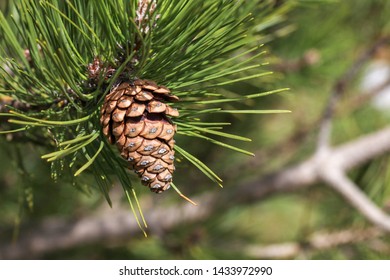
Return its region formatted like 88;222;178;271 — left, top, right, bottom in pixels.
100;79;179;193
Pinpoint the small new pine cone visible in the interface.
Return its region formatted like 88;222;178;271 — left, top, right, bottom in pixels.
100;79;179;193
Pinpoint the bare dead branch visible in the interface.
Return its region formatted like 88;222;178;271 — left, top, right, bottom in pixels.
332;126;390;171
317;127;390;233
321;169;390;231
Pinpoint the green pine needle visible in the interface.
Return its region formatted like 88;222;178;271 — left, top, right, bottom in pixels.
216;109;292;114
74;140;104;176
174;144;223;187
177;122;252;142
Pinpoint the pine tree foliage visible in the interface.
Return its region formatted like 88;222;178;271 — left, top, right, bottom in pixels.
0;0;292;226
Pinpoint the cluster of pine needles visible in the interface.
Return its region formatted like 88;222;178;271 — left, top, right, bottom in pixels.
0;0;290;232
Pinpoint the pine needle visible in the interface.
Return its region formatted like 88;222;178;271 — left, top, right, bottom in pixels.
171;182;197;206
74;140;104;176
174;145;223;187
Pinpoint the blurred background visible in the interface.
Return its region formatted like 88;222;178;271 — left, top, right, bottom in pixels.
1;0;390;259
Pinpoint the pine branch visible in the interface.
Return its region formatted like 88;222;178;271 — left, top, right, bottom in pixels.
0;0;293;219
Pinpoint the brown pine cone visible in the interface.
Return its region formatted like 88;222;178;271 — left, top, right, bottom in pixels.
100;79;179;193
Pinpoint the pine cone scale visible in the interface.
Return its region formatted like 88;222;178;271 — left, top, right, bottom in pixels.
117;97;132;108
127;103;146;117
